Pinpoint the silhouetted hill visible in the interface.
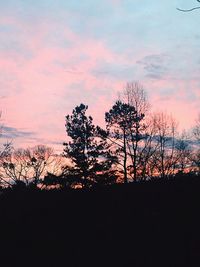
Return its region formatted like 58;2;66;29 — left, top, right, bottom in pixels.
1;174;200;267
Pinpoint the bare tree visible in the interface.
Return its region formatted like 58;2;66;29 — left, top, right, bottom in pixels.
25;145;54;186
193;114;200;142
0;145;55;187
119;82;149;181
48;154;67;177
151;112;178;178
119;82;149;116
0;142;13;187
189;115;200;173
0;112;14;187
190;150;200;173
1;148;27;185
136;115;160;180
175;131;191;173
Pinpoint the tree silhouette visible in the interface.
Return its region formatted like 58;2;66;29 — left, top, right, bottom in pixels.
119;82;149;116
135;115;159;179
0;112;13;187
0;142;13;187
193;114;200;142
42;172;73;190
175;132;191;173
25;145;54;187
63;104;117;188
151;112;178;178
119;82;148;181
105;101;143;183
1;147;32;186
0;145;54;188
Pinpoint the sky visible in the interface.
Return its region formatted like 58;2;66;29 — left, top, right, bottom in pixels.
0;0;200;153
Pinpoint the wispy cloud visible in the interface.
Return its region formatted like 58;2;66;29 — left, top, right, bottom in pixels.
1;126;34;139
137;54;171;80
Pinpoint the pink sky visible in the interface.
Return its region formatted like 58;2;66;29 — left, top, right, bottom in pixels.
0;1;200;153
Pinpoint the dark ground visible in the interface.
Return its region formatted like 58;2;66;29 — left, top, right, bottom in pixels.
0;175;200;267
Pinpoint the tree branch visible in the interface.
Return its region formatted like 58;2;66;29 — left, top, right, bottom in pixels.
177;6;200;12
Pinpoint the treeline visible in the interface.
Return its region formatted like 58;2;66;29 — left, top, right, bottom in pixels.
0;82;200;189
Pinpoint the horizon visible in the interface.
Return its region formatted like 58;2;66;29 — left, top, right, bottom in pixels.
0;0;200;153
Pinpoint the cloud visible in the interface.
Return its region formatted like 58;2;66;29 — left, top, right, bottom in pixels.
137;54;171;80
1;125;35;139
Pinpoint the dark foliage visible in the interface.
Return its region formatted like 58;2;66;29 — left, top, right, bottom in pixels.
105;101;145;182
1;173;200;267
63;103;117;188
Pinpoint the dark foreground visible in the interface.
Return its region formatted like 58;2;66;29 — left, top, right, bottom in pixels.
1;175;200;267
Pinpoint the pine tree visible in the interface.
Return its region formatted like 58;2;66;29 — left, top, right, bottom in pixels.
63;104;117;188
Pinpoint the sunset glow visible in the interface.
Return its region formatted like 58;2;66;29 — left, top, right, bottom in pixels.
0;0;200;152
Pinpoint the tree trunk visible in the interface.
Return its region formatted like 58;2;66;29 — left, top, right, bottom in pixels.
123;128;128;183
133;121;139;181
